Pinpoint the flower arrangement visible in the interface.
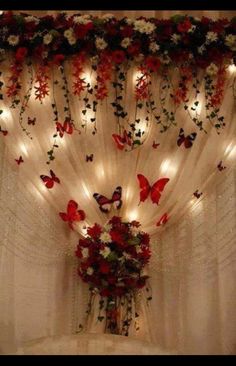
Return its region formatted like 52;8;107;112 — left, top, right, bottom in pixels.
75;216;152;335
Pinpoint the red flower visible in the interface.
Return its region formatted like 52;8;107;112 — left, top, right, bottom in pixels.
109;216;121;225
112;50;126;64
53;54;65;65
74;22;93;39
131;220;141;227
141;233;150;245
100;261;110;274
107;275;117;284
177;18;192;33
100;288;111;297
75;246;82;258
201;16;211;25
87;223;102;239
127;42;140;56
145;56;161;72
110;230;124;246
121;25;133;38
106;24;118;36
114;287;125;296
15;47;28;63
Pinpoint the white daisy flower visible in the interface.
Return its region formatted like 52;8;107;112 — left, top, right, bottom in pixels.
149;41;160;53
225;34;236;51
197;45;206;54
7;35;19;46
134;19;155;34
73;15;91;25
95;37;107;50
43;33;53;45
121;37;131;48
100;232;112;243
101;13;115;21
171;33;181;44
25;15;40;24
99;247;111;258
188;25;196;33
68;35;76;45
86;267;94;275
206;31;218;43
206;63;218;76
64;28;74;39
124;17;134;25
82;247;89;258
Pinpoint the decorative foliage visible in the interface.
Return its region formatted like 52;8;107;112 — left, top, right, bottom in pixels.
75;216;151;335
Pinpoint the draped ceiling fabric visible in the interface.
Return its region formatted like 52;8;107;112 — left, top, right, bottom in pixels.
0;10;236;355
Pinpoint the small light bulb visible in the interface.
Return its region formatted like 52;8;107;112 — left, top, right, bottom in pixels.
228;64;236;74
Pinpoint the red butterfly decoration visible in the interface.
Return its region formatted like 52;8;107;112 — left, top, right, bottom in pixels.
193;190;202;199
137;174;170;205
40;170;60;189
112;130;132;150
93;186;122;213
217;161;226;171
156;213;169;226
59;200;86;230
86;154;93;162
56;120;73;138
15;156;24;165
28;117;36;125
177;128;197;149
0;126;8;136
152;141;160;149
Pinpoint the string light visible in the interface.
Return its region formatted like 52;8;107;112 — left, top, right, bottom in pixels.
126;209;138;221
133;70;144;85
95;164;105;180
160;158;177;176
0;107;13;124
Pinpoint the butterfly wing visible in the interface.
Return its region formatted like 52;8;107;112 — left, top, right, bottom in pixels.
156;213;169;226
184;132;197;148
64;120;73;135
152;141;160;149
177;128;185;146
40;174;54;189
56;122;64;138
111;186;122;210
137;174;151;203
59;212;69;222
93;193;112;213
67;200;79;221
150;178;170;204
50;170;60;184
112;134;126;150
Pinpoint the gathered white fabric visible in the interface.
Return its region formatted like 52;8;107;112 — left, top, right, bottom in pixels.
0;10;236;355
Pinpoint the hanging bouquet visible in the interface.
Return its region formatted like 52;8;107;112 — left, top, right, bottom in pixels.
75;216;152;335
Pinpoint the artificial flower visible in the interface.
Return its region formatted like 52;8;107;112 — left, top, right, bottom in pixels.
87;223;102;239
171;33;181;44
73;15;91;25
82;247;89;258
86;267;94;275
43;33;53;45
145;56;161;72
103;223;112;232
100;232;112;243
225;34;236;51
99;246;111;258
121;37;131;48
206;31;218;43
95;37;108;50
112;50;126;64
134;19;155;34
15;47;28;63
177;18;192;33
7;35;19;46
149;42;160;53
206;62;219;76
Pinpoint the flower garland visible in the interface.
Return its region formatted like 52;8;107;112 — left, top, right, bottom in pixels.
75;216;152;335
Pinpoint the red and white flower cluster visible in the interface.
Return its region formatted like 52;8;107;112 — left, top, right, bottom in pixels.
75;216;151;297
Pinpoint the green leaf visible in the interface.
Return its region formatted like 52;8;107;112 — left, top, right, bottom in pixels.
127;237;141;246
107;252;118;262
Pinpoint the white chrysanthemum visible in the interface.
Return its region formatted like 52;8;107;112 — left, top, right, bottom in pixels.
171;33;181;44
95;37;107;50
68;35;77;45
134;19;155;34
197;45;206;54
7;35;19;46
206;63;218;76
124;17;134;25
86;267;94;275
103;223;112;232
121;37;131;48
25;15;40;24
225;34;236;51
99;246;111;258
160;54;171;65
73;15;91;25
101;13;115;20
149;42;160;53
64;28;74;39
188;25;196;33
100;232;112;243
206;31;218;43
82;247;89;258
130;226;140;236
43;33;53;45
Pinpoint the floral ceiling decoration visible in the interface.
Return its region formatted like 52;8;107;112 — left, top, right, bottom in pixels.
0;11;236;335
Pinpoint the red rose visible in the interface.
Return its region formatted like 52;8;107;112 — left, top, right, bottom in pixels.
112;50;126;64
53;54;65;65
177;18;192;33
75;246;82;258
15;47;28;63
121;25;133;38
74;23;93;39
145;56;161;72
87;223;102;239
106;24;118;36
110;230;124;246
109;216;121;225
100;261;110;274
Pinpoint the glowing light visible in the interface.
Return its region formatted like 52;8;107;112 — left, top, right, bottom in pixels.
95;164;105;180
0;108;13;123
126;209;138;221
133;70;144;85
160;159;177;176
228;64;236;74
82;71;93;85
190;100;202;114
189;198;203;213
19;143;29;156
226;144;236;160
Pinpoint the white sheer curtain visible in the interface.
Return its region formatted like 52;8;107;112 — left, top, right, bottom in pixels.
0;10;236;355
